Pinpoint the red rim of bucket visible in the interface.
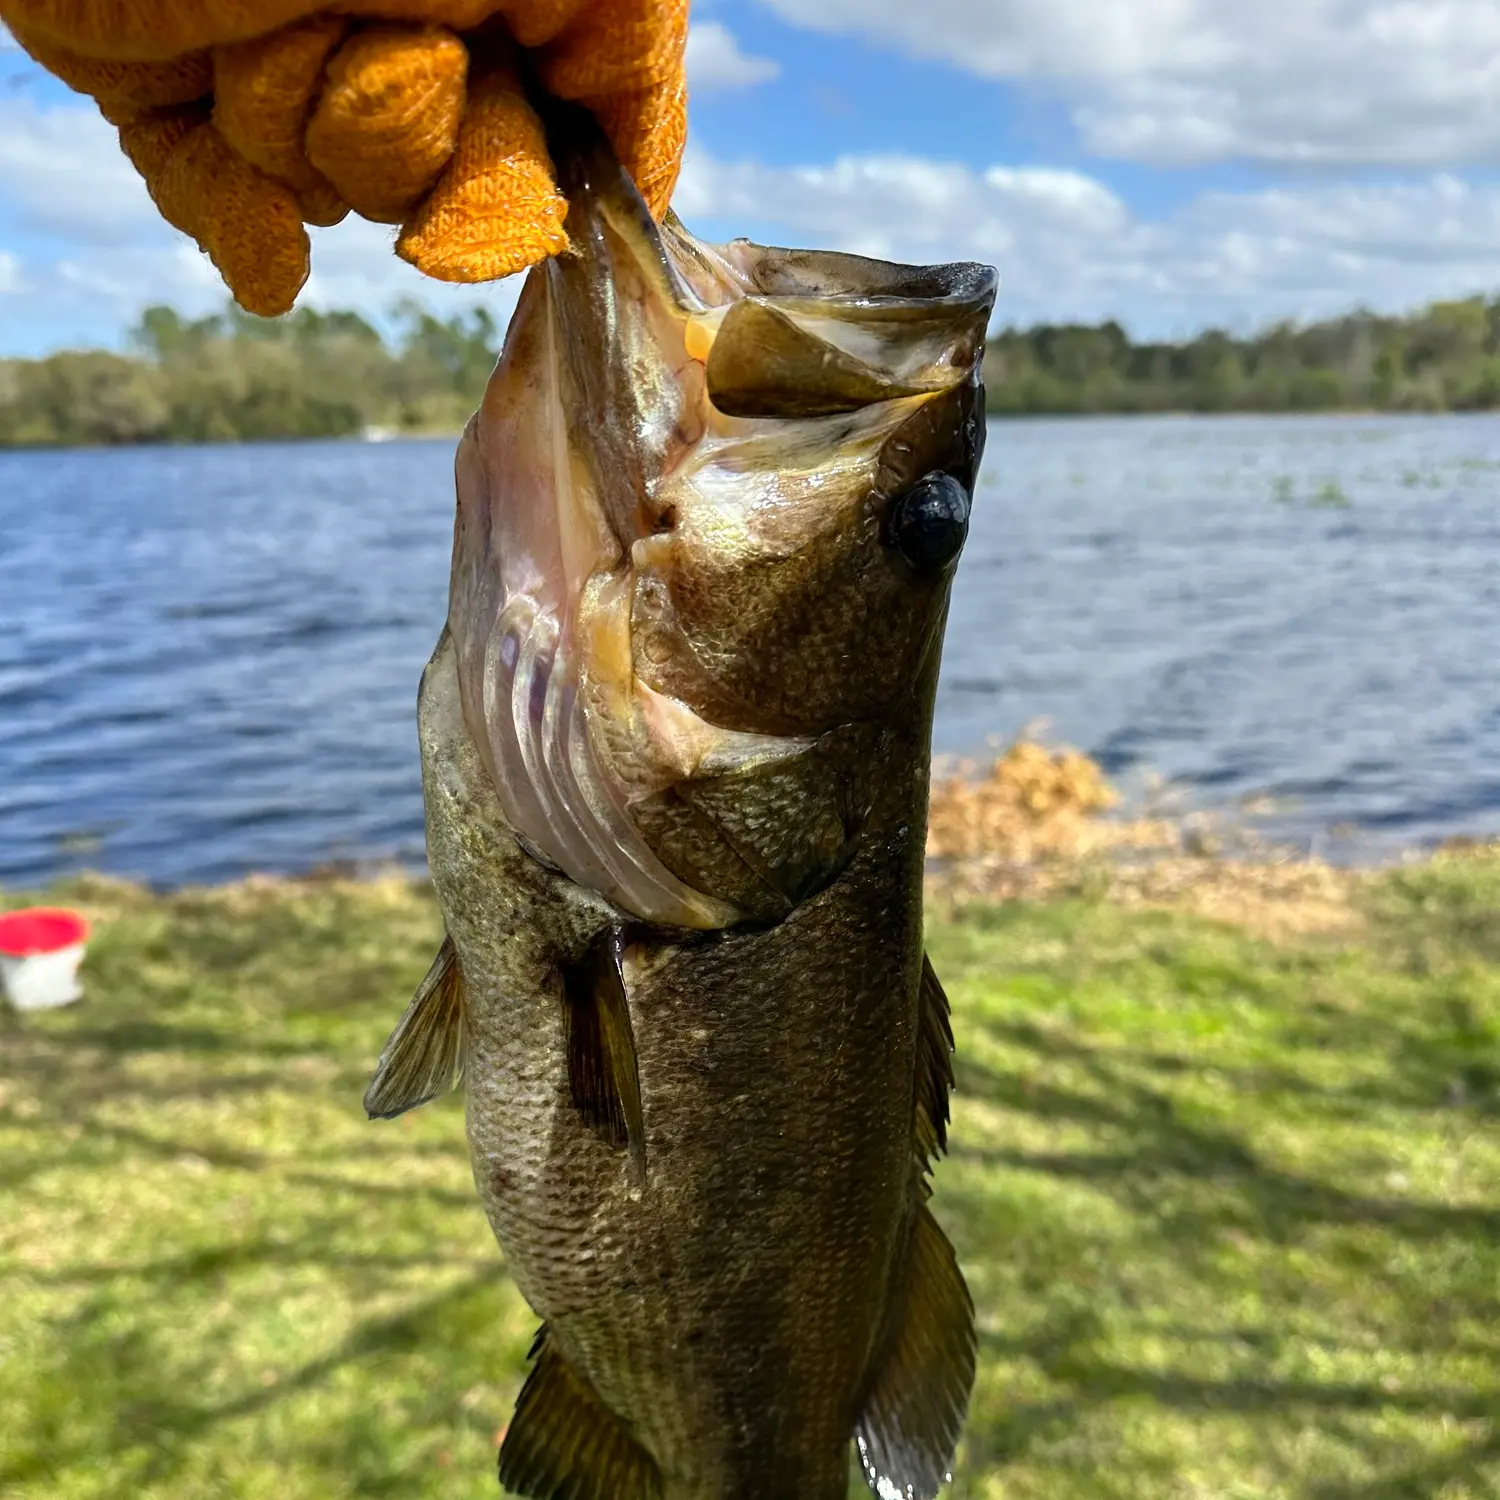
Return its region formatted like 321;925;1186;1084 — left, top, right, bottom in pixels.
0;907;90;958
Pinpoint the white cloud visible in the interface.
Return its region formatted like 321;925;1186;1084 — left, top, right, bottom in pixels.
53;243;218;306
3;220;522;353
0;100;521;351
0;100;162;243
686;21;781;91
758;0;1500;167
303;216;524;330
678;149;1500;337
677;152;1126;263
9;88;1500;353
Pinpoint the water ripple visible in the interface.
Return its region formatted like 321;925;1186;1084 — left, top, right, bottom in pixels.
3;418;1499;886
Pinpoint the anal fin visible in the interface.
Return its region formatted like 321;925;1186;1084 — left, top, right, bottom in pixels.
563;927;647;1185
500;1326;662;1500
856;1207;976;1500
363;934;466;1119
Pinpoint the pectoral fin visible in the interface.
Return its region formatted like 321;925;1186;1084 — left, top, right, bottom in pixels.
563;927;647;1185
855;1207;976;1500
499;1327;662;1500
363;934;465;1119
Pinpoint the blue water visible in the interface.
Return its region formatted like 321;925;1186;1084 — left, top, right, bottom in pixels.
3;416;1498;888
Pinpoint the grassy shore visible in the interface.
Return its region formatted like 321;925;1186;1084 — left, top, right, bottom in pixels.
3;851;1498;1499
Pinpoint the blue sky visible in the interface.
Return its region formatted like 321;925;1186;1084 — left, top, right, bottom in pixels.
4;0;1500;355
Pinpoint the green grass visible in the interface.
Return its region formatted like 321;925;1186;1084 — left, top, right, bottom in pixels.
2;862;1498;1498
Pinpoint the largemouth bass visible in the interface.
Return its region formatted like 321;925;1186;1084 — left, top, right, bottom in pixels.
366;114;996;1500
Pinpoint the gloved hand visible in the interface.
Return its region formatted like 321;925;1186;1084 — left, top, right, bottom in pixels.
2;1;688;315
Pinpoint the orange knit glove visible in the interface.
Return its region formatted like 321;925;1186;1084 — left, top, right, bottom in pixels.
1;0;688;315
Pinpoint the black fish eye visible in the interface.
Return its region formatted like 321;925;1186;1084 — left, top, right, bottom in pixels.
884;471;971;573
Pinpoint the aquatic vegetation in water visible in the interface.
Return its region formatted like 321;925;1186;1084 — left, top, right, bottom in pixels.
1311;478;1352;507
1268;475;1352;508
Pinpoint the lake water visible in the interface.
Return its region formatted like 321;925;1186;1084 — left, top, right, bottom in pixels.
2;415;1497;888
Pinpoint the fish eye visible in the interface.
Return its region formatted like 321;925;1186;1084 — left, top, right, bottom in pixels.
884;471;971;573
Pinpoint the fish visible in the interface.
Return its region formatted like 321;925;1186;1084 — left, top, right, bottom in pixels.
365;107;996;1500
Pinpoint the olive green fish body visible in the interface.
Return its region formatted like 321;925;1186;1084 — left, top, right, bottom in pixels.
369;111;995;1500
419;629;935;1500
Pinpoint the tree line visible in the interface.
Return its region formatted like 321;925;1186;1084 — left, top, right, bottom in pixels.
6;292;1500;446
985;296;1500;415
0;300;502;447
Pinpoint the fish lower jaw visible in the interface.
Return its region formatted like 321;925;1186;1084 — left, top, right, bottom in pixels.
465;590;742;932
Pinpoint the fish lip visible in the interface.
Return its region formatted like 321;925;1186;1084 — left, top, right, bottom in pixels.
700;234;998;311
545;103;696;304
539;103;998;541
539;96;1000;363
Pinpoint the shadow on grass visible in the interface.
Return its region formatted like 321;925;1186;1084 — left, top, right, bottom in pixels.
1306;1431;1500;1500
0;1267;511;1496
4;1235;497;1288
953;1038;1500;1243
943;982;1500;1498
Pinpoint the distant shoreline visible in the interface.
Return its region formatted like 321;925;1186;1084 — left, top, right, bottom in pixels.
6;406;1500;454
0;427;469;453
11;292;1500;447
11;821;1488;899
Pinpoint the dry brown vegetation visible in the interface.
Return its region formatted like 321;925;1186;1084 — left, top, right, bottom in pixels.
927;741;1173;863
925;739;1389;940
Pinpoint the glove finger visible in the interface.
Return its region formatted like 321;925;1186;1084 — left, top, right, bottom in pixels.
7;22;211;125
213;16;350;227
119;105;310;316
539;0;688;101
398;58;566;282
306;23;468;225
337;1;514;28
1;1;324;62
589;73;685;219
491;0;590;49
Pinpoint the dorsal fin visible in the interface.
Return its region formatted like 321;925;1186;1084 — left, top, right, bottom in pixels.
500;1326;663;1500
855;1206;976;1500
914;953;956;1177
563;927;647;1185
363;934;465;1119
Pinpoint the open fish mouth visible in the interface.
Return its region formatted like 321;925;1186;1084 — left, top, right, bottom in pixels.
448;109;996;931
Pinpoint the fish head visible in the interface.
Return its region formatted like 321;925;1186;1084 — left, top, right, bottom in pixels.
449;118;996;930
628;218;993;740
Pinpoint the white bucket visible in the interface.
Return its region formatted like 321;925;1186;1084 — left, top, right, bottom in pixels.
0;909;89;1012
